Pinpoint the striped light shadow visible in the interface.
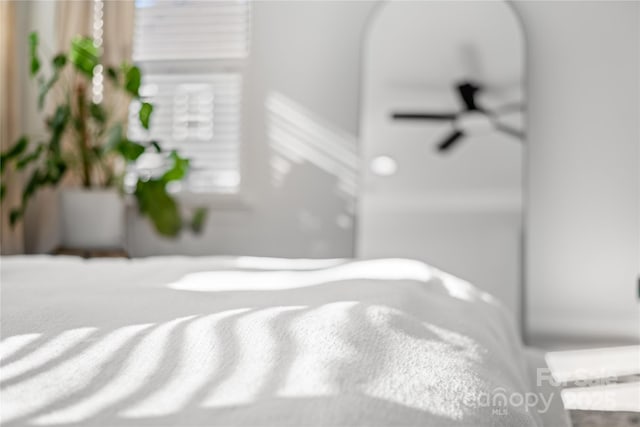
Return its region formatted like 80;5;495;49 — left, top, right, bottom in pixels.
1;328;96;383
30;316;197;426
0;334;42;362
0;323;153;425
201;306;307;408
120;308;251;419
266;92;359;202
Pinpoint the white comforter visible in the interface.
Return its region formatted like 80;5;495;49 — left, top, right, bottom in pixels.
0;256;567;426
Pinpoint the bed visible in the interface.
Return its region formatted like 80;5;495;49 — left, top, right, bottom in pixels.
0;255;570;426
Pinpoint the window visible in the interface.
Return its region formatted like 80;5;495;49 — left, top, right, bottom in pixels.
128;0;250;193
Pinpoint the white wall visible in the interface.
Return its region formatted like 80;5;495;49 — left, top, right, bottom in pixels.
512;0;640;340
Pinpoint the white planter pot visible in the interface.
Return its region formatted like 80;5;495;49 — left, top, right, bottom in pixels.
60;189;125;250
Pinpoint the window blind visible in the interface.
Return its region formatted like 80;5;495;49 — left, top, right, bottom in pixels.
130;0;249;193
128;74;242;193
133;0;250;61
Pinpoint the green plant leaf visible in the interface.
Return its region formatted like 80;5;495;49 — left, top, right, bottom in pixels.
105;124;123;150
91;145;104;157
7;163;58;228
124;65;141;98
162;150;189;182
44;156;67;184
0;137;29;172
138;102;153;129
38;74;59;111
106;66;118;84
49;105;70;129
69;36;99;78
29;32;40;76
105;123;122;150
16;143;44;170
37;55;67;110
89;102;107;123
2;136;28;160
0;184;5;201
23;169;44;201
31;58;41;78
135;179;181;237
9;208;23;227
52;53;67;70
47;105;70;154
118;139;146;162
190;207;207;233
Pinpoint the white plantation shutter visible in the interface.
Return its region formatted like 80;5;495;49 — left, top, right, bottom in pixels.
130;0;249;193
133;0;250;61
129;74;242;192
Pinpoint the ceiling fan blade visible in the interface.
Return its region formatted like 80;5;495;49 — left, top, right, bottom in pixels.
437;130;464;152
457;81;481;111
494;123;524;139
392;112;457;121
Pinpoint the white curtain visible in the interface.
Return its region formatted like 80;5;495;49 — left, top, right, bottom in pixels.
103;0;135;66
0;1;24;254
56;1;93;50
102;0;136;125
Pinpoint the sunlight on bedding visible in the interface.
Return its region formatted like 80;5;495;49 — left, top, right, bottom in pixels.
268;302;484;421
0;333;41;361
0;302;500;426
31;316;197;425
201;306;307;408
1;324;153;424
1;328;96;383
166;258;485;305
167;259;435;291
120;308;254;418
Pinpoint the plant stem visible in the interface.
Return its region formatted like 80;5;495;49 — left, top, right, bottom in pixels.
75;82;92;188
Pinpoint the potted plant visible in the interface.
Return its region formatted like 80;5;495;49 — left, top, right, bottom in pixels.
0;33;205;249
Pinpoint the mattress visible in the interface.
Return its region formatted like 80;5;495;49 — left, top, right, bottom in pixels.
0;255;569;426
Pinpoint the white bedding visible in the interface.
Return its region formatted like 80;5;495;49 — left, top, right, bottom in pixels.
0;256;568;426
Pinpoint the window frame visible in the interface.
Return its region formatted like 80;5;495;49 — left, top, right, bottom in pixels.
129;0;251;202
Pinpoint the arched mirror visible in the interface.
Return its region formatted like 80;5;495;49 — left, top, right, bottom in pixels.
358;1;525;324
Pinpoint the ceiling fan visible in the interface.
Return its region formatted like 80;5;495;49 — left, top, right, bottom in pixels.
391;80;524;152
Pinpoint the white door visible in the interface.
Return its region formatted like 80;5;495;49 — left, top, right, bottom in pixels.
357;1;526;323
